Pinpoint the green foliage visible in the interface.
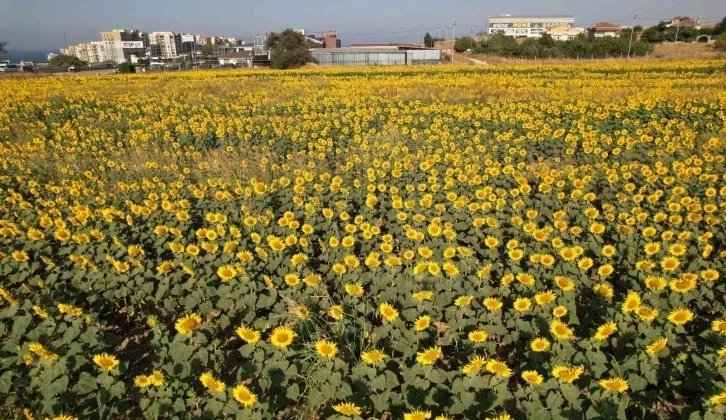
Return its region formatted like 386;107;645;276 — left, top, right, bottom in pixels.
116;62;135;74
267;29;312;70
715;34;726;52
202;42;214;58
48;54;87;67
714;17;726;36
454;36;474;53
0;36;7;54
424;32;434;48
474;33;652;58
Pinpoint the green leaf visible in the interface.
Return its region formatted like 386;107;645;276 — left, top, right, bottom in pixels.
628;375;647;392
308;389;326;407
76;372;97;395
0;371;13;394
560;384;580;403
286;383;300;400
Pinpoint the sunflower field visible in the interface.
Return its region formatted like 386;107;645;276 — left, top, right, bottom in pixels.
0;60;725;420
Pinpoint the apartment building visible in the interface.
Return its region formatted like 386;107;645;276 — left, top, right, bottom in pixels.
149;31;178;59
100;29;146;64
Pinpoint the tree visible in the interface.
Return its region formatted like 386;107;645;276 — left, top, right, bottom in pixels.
715;34;726;51
266;29;312;70
201;41;214;58
713;17;726;36
424;32;434;48
0;37;6;55
117;62;135;73
454;36;474;53
49;54;87;67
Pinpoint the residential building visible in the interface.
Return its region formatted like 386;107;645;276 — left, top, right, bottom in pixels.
588;22;622;38
86;41;108;63
668;17;701;29
547;26;584;41
101;29;146;63
149;31;179;59
488;15;575;38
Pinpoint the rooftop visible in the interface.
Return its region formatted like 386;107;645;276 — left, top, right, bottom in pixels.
590;22;622;30
311;48;409;54
489;15;575;19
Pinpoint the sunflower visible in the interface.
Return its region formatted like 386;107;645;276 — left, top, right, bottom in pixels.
315;340;338;359
552;305;568;318
404;410;432;420
93;353;119;372
333;402;362;416
361;349;386;364
270;326;296;348
711;319;726;336
149;370;164;386
414;315;431;331
709;390;726;405
232;384;258;407
135;375;152;388
660;256;680;272
175;313;202;335
701;269;719;282
636;306;659;322
462;355;487;375
199;372;225;393
379;303;399;322
621;292;641;313
483;297;503;311
534;291;556;305
216;265;237;281
551;365;583;384
513;298;532;312
485;414;513;420
550;320;574;340
412;291;433;302
236;325;261;344
600;377;629;393
284;274;300;286
344;283;364;296
594;321;617;341
329;305;344;321
416;346;442;366
667;308;694;326
554;276;575;292
644;276;666;291
468;330;488;343
11;250;29;263
669;276;696;294
646;337;668;355
531;337;551;352
521;370;544;385
486;359;511;377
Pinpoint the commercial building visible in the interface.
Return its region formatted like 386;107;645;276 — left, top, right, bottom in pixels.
588;22;622;38
311;46;439;67
488;15;575;38
547;26;584;41
218;51;252;67
101;29;146;64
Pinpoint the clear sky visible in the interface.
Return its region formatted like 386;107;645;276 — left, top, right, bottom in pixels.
1;0;724;51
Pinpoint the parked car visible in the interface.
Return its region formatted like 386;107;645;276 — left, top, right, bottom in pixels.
0;63;19;73
68;66;80;72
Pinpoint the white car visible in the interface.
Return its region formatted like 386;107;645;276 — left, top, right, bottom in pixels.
0;64;18;73
68;66;80;72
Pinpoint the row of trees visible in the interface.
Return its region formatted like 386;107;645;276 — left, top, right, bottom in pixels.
453;33;652;59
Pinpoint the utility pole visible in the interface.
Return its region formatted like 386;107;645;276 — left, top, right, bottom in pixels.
674;24;680;43
627;14;638;58
452;21;456;63
63;31;69;49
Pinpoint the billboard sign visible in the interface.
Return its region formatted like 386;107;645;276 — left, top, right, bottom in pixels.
119;41;144;49
490;21;571;29
181;34;195;43
322;30;338;37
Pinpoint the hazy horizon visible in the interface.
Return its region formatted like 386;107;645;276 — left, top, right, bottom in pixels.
1;0;724;52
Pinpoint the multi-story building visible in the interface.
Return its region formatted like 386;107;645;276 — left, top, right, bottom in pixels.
488;15;576;38
86;41;108;63
149;31;178;59
101;29;146;64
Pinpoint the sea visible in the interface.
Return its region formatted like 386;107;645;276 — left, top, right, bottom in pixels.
1;49;56;63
